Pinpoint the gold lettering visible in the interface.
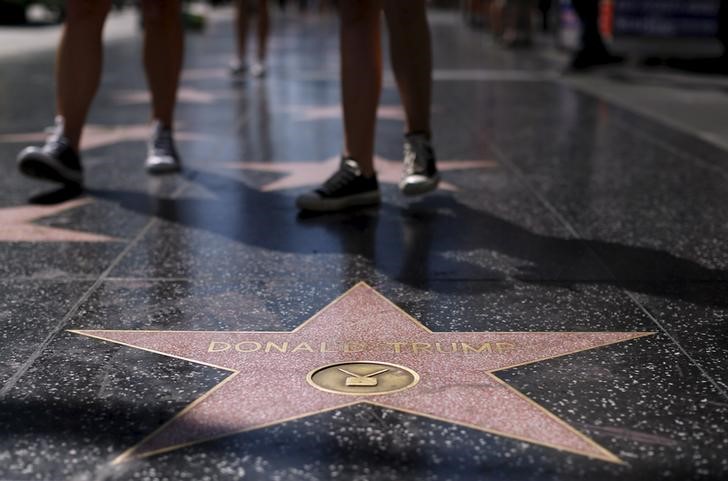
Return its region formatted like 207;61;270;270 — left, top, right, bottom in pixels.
412;342;432;353
496;342;515;353
461;342;492;353
292;342;315;353
235;341;262;352
435;342;458;353
265;341;289;353
388;342;406;353
208;341;231;352
344;341;365;353
320;342;336;353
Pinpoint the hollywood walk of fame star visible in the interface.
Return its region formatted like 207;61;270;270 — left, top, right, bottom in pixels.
223;156;496;192
0;123;209;152
71;283;653;463
0;198;115;242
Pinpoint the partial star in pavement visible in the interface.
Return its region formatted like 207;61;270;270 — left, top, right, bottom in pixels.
0;123;209;152
0;198;116;242
222;155;496;192
281;104;405;122
113;87;231;106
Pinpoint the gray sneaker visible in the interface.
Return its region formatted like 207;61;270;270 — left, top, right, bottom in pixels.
17;116;83;187
399;132;439;196
145;121;181;174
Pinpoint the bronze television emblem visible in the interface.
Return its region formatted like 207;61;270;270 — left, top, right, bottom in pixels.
307;361;420;396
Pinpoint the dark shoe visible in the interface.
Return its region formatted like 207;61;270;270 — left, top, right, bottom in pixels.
145;121;181;174
569;48;624;72
17;116;83;187
296;157;380;211
399;132;439;196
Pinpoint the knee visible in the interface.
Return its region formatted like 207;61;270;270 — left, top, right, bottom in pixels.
66;0;112;24
141;0;181;26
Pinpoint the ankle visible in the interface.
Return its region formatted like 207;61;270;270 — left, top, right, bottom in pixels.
406;130;432;141
343;155;375;177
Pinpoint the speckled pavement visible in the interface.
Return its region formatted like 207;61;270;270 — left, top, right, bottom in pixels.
0;8;727;481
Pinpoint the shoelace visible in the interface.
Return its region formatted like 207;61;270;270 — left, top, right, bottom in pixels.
44;117;70;150
403;137;432;176
152;127;175;154
319;163;358;194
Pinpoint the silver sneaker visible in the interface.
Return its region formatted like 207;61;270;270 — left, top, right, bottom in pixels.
145;121;181;174
399;132;439;196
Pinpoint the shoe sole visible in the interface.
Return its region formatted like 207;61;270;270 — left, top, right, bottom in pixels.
400;174;440;196
146;163;182;175
146;156;182;175
18;153;82;187
296;191;381;212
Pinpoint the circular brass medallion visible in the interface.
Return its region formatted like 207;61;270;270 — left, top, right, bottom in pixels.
307;361;419;396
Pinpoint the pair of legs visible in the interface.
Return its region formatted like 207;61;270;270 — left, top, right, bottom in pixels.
296;0;437;210
233;0;269;69
58;0;183;151
339;0;432;177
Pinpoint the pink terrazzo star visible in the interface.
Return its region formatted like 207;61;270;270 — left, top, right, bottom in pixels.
72;283;652;463
223;156;496;192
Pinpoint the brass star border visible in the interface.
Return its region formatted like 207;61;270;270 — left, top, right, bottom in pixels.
70;283;654;464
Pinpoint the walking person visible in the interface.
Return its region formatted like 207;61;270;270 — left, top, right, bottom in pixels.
296;0;438;211
17;0;185;188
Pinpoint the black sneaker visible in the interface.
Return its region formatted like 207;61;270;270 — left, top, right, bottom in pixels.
145;121;181;174
296;157;380;212
17;117;83;187
399;132;439;196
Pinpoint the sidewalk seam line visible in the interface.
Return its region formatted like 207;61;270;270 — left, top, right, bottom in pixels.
0;182;190;400
489;142;728;402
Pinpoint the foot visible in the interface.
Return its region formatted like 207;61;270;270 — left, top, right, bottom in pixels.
569;48;624;72
229;59;247;76
251;63;266;78
399;132;439;196
296;157;380;212
17;116;83;187
145;121;181;174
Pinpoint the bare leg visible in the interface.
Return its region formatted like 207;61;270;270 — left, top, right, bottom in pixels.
340;0;382;177
55;0;112;150
234;0;248;63
383;0;432;137
256;0;269;64
141;0;184;128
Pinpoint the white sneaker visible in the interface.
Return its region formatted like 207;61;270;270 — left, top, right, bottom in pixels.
399;132;439;196
229;59;247;76
251;63;266;78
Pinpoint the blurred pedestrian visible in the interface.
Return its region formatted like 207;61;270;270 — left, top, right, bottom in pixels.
230;0;270;78
296;0;438;211
502;0;535;48
17;0;185;187
569;0;622;70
